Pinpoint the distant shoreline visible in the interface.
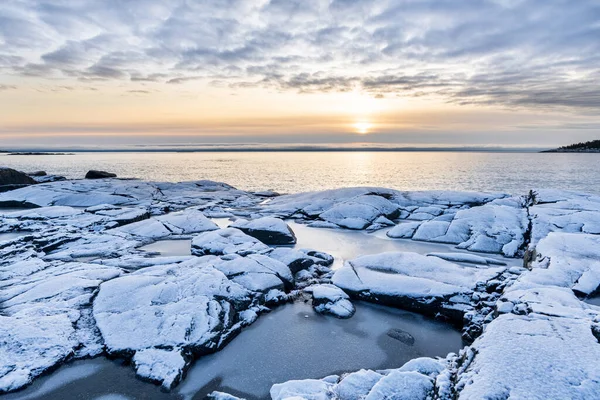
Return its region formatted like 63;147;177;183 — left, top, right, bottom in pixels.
0;147;546;153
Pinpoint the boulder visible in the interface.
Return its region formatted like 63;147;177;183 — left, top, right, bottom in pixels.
26;171;47;177
230;217;296;245
306;284;355;318
0;167;36;192
85;170;117;179
191;228;270;256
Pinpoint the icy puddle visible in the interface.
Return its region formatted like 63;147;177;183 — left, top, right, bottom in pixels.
139;239;192;257
6;302;462;400
289;222;514;269
0;231;28;242
179;301;462;399
585;296;600;306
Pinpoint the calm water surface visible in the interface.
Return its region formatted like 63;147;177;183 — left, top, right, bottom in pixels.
2;152;599;194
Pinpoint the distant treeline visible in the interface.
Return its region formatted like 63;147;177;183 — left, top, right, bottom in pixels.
542;140;600;153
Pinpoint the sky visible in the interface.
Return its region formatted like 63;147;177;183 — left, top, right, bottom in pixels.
0;0;599;150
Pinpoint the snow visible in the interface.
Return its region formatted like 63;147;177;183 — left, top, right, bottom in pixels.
305;284;355;318
0;315;77;393
93;257;255;388
427;252;507;266
332;252;505;321
269;357;445;400
457;314;600;399
386;222;421;238
115;209;218;238
3;179;600;396
412;204;528;256
191;228;270;256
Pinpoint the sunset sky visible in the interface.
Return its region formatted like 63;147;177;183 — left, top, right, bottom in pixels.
0;0;599;149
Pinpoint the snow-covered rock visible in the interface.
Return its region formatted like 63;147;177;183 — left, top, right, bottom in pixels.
230;216;296;244
213;254;294;292
332;252;505;322
412;204;528;256
269;357;445;400
115;209;218;238
0;260;122;392
457;313;600;399
305;284;355;318
427;252;507;266
191;228;270;256
93;257;255;389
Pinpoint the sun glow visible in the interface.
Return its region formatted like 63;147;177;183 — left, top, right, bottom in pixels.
353;121;372;134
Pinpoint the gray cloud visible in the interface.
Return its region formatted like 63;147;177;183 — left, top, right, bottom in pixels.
0;0;599;110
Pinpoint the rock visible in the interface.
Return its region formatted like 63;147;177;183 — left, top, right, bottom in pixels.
306;284;355;318
387;222;422;238
26;171;47;176
427;252;507;266
230;217;297;245
191;228;270;256
114;209;218;238
413;204;528;257
0;259;122;393
332;252;505;322
31;175;67;183
85;170;117;179
335;370;384;400
0;315;77;393
0;167;36;192
386;328;415;345
214;254;294;293
269;358;443;400
93;257;255;389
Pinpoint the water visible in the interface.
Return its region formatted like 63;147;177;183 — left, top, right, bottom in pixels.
5;302;462;400
2;152;599;194
290;222;516;268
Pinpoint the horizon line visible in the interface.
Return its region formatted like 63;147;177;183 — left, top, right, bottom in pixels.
0;145;550;153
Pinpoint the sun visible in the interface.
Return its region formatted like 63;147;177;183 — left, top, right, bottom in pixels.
353;121;372;134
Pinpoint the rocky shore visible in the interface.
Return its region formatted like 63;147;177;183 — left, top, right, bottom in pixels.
1;173;600;399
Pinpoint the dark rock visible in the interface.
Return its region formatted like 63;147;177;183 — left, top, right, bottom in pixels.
85;170;117;179
231;217;296;245
32;175;67;183
0;167;36;192
387;328;415;346
27;171;47;176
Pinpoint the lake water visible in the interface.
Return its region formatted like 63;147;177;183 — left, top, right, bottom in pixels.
5;302;462;400
2;152;599;194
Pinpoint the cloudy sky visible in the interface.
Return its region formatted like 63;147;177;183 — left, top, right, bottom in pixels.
0;0;599;149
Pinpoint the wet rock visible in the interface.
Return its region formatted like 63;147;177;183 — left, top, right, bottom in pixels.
85;170;117;179
386;328;415;346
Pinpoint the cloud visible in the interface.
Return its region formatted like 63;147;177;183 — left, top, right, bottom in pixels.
0;0;599;110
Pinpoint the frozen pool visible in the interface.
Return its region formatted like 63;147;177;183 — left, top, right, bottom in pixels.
5;302;463;400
